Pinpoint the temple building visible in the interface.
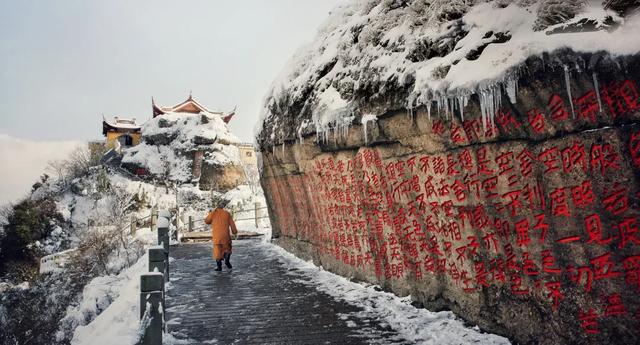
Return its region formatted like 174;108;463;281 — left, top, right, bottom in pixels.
102;116;141;151
152;93;236;123
235;142;258;167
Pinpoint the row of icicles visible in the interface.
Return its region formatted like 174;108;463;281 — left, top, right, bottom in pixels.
270;68;604;157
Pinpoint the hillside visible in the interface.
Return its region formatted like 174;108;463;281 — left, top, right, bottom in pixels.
0;113;269;344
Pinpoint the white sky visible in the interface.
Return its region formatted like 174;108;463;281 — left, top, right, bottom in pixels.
0;0;342;205
0;135;82;205
0;0;342;143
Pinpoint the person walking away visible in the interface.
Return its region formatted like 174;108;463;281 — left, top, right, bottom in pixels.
204;201;238;271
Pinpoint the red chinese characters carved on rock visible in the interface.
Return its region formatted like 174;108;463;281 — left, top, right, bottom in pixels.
285;78;640;339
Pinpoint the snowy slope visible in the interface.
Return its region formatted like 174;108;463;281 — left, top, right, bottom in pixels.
67;253;149;345
256;0;640;146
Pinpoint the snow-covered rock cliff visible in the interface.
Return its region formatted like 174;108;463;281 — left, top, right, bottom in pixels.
122;112;245;190
256;0;640;148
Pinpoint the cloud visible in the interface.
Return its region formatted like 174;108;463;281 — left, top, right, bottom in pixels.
0;134;83;205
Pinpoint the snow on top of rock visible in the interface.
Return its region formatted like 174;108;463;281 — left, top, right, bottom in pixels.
203;143;241;166
256;0;640;145
122;143;192;181
144;112;239;148
122;111;242;182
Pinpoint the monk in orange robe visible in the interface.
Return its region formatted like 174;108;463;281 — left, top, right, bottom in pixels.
204;203;238;271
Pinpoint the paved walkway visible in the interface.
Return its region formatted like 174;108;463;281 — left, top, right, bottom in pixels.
165;240;405;344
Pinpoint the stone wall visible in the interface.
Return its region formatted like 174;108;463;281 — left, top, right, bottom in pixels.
259;55;640;344
199;162;245;193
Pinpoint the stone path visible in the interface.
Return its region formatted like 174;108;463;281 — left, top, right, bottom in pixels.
165;240;405;344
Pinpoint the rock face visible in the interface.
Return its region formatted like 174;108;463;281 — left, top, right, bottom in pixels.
259;52;640;344
199;162;246;192
121;112;245;190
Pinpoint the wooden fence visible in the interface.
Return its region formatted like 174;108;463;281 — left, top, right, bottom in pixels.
187;202;270;232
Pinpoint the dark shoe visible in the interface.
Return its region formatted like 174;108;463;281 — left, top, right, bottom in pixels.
215;260;222;271
224;253;232;269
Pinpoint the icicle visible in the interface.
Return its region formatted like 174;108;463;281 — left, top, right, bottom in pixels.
478;84;502;132
479;90;487;132
457;94;468;122
505;78;518;104
592;72;603;113
364;121;369;145
564;66;576;119
479;88;493;132
495;85;502;126
362;114;377;146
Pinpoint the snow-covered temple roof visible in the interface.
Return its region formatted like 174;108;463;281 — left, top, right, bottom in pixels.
152;94;236;123
256;0;640;146
102;116;141;136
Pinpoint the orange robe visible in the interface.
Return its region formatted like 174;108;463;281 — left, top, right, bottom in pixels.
204;208;238;261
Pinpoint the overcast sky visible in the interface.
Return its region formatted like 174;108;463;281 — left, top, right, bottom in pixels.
0;0;342;205
0;0;342;143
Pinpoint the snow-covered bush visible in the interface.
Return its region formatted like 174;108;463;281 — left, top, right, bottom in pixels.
533;0;588;30
46;146;96;188
0;198;64;278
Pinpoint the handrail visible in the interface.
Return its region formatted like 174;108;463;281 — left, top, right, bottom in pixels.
234;216;271;221
138;210;172;345
185;202;270;234
40;209;161;274
187;216;270;232
191;206;269;222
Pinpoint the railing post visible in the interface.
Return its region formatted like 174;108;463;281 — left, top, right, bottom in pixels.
150;207;158;232
157;216;170;282
254;202;259;228
148;246;166;306
188;216;193;232
148;246;166;277
139;273;163;345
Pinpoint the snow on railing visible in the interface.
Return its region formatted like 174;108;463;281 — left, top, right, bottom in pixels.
138;210;172;345
186;203;270;232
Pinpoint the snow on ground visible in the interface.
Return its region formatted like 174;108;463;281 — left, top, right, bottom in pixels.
51;171;177;238
268;243;511;345
256;0;640;142
109;174;178;215
224;185;271;237
68;252;149;345
178;183;272;237
122;143;192;181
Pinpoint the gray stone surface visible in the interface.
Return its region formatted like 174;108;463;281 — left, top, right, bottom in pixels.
165;241;405;344
258;53;640;344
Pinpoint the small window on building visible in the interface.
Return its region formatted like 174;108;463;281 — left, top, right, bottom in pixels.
118;134;134;147
245;151;252;157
